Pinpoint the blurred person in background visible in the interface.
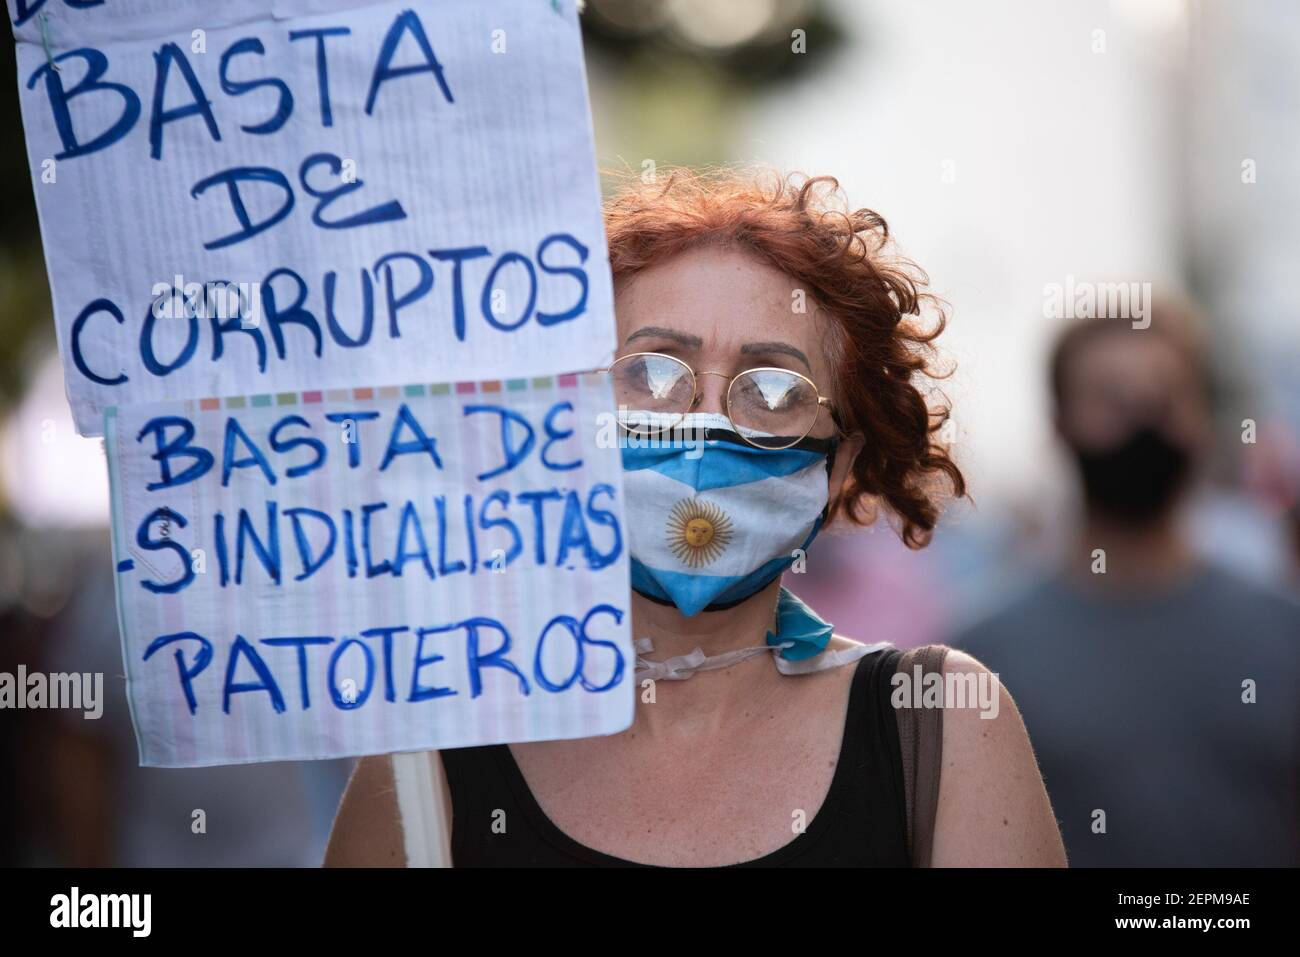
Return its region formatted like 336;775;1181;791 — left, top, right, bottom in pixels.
956;297;1300;866
1291;503;1300;585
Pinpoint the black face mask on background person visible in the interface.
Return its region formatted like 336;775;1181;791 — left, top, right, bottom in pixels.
1070;425;1194;522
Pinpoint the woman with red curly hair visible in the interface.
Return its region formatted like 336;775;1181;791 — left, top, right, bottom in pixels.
328;168;1065;867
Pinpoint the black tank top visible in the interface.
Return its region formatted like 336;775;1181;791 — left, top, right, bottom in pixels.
440;647;910;867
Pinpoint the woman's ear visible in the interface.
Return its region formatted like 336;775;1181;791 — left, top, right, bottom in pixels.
828;430;865;505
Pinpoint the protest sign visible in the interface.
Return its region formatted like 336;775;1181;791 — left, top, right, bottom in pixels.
9;0;615;435
105;372;632;767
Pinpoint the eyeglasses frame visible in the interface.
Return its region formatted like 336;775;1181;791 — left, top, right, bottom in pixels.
599;351;845;451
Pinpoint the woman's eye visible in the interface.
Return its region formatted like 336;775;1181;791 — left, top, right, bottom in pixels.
745;374;797;409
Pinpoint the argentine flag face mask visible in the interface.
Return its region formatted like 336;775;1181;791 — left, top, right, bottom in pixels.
620;411;837;618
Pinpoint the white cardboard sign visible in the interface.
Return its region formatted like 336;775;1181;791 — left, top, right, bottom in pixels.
10;0;615;435
105;373;632;767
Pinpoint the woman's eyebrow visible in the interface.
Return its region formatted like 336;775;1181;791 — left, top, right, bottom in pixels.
624;326;703;349
740;340;812;373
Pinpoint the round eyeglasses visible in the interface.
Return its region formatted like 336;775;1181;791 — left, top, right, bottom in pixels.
601;352;841;450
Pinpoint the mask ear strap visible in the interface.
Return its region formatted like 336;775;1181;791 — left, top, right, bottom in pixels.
820;437;840;521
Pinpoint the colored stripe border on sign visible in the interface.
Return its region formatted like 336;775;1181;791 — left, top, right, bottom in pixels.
186;373;599;411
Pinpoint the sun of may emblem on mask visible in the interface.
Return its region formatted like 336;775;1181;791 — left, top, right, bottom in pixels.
666;497;735;568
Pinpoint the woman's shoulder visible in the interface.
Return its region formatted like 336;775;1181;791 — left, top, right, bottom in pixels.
926;648;1069;865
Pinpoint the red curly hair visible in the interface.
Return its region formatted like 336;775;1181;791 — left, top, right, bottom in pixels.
602;166;964;548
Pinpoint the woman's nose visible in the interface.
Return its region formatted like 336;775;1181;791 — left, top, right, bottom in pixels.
692;371;730;416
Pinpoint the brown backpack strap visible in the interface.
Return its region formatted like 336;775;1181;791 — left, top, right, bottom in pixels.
895;644;948;867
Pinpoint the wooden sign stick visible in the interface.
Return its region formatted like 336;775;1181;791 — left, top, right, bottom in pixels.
392;751;453;867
